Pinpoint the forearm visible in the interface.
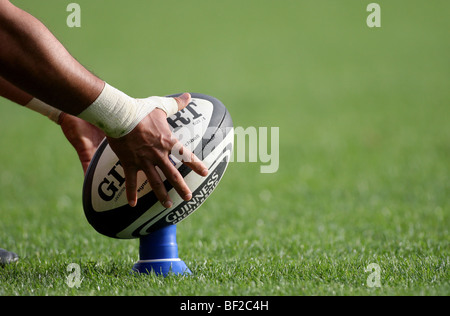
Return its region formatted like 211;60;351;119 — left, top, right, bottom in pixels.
0;75;62;122
0;1;207;207
0;0;103;115
0;75;32;105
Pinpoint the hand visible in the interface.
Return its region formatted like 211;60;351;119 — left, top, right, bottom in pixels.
106;93;208;208
59;113;106;174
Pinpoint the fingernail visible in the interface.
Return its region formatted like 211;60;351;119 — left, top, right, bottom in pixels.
184;193;192;201
163;200;173;208
202;169;209;176
182;93;191;101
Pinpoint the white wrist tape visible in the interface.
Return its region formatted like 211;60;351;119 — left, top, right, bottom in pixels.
25;98;62;124
78;83;179;138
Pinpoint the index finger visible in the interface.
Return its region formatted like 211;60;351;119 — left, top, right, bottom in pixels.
171;140;208;177
123;166;138;207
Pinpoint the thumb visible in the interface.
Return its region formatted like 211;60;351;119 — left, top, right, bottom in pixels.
173;93;191;112
140;93;191;117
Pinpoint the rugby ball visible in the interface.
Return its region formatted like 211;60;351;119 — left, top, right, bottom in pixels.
82;93;233;239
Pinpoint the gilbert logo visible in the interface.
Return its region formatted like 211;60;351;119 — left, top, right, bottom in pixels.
167;102;203;129
98;161;126;202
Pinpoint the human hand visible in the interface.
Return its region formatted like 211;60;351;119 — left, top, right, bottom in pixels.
106;93;208;208
59;113;106;175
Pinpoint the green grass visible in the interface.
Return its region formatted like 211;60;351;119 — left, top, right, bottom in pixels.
0;0;449;296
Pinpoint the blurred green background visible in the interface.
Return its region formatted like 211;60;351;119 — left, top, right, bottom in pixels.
0;0;448;295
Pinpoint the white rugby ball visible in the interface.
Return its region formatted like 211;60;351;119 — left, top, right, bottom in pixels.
82;93;234;239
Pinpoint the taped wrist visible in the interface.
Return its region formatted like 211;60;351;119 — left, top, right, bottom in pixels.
77;83;179;138
25;98;62;124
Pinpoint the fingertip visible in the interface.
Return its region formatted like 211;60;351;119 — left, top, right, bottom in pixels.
181;92;191;102
176;93;191;111
163;199;173;209
127;193;137;207
125;172;138;208
129;199;137;207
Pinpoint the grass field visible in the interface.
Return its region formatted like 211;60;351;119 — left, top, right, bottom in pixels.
0;0;448;296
